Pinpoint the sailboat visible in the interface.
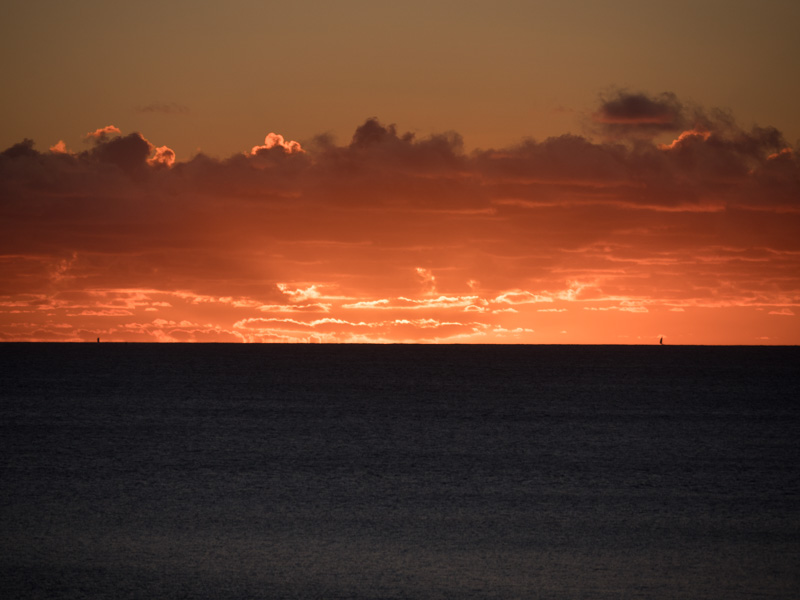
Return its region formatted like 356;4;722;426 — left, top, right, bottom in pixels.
659;337;663;345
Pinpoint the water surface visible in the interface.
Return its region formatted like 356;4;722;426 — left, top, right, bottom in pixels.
1;344;798;598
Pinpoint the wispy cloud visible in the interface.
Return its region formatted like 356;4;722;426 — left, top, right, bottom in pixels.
135;102;190;115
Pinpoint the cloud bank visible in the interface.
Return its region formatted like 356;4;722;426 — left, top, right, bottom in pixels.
1;92;798;343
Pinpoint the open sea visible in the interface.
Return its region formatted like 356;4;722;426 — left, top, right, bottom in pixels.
1;343;798;599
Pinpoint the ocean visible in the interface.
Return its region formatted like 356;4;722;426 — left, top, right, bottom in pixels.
1;343;798;599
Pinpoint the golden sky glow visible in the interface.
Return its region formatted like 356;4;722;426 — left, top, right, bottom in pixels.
1;1;799;343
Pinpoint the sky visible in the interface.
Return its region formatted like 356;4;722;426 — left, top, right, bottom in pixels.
1;0;799;344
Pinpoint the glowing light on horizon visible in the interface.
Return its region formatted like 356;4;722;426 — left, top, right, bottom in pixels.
2;93;798;344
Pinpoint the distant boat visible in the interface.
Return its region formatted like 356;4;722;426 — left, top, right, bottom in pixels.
659;337;663;345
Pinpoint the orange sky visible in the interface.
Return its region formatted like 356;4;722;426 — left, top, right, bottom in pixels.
1;1;798;343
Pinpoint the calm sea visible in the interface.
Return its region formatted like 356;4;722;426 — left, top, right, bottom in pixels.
1;344;798;599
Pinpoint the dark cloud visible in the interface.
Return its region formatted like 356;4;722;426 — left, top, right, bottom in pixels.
343;118;464;178
1;103;797;285
475;134;631;186
350;118;403;148
348;118;462;158
2;107;796;213
593;90;686;137
136;102;190;115
85;132;154;173
596;91;683;125
656;124;794;192
1;139;38;160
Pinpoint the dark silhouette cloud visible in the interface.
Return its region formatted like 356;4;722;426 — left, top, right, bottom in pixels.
86;132;154;172
593;90;686;137
1;139;38;159
596;91;683;125
350;118;402;148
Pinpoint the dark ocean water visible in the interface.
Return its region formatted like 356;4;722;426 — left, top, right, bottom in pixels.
1;343;798;599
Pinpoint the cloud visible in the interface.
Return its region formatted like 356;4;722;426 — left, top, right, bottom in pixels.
341;296;482;311
1;95;799;343
278;284;323;302
476;134;632;189
85;125;122;141
49;140;69;154
147;145;176;167
1;139;37;159
70;309;134;317
340;117;465;179
594;90;685;132
135;102;190;115
493;290;554;305
351;118;400;148
251;133;304;155
416;267;437;294
232;313;485;344
87;132;154;172
0;127;175;183
658;129;711;151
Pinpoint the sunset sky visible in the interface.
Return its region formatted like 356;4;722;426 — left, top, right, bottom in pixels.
2;0;799;344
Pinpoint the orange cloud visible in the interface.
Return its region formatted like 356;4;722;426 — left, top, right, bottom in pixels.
1;95;799;344
659;129;712;150
493;290;554;305
147;145;176;167
251;133;304;155
49;140;69;154
85;125;122;141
